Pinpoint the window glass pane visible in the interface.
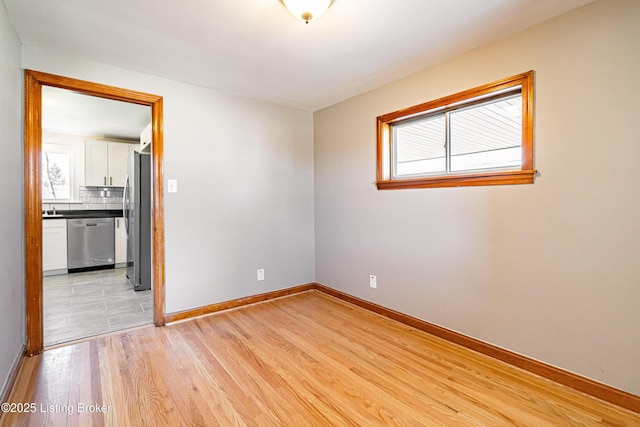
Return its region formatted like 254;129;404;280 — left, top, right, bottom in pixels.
450;95;522;172
42;151;71;200
394;115;446;176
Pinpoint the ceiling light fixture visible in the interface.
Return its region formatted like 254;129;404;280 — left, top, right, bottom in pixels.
279;0;334;24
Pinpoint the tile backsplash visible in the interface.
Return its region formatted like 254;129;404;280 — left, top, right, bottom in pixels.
43;186;124;211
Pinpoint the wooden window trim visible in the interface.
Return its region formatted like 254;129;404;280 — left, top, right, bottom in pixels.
376;71;536;190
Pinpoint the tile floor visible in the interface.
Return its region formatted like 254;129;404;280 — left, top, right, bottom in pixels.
43;268;153;346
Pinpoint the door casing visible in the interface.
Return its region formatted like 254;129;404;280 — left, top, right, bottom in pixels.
24;70;166;355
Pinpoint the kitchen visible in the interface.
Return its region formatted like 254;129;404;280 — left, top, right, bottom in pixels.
41;86;153;346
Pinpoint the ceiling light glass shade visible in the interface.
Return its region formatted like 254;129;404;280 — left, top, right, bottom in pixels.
279;0;334;24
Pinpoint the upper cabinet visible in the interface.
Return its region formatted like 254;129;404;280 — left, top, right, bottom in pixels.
108;143;131;187
140;122;152;153
85;140;131;187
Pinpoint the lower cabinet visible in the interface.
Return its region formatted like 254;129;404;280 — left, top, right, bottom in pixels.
43;219;67;275
115;217;127;266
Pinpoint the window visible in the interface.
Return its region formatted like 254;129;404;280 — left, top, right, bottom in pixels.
42;142;82;201
42;150;71;199
377;71;535;189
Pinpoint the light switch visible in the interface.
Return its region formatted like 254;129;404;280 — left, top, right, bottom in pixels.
167;179;178;193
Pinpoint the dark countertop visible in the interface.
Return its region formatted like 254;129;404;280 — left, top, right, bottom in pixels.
42;209;123;220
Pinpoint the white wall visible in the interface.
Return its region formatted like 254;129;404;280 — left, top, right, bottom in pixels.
22;46;316;313
0;3;25;397
314;0;640;394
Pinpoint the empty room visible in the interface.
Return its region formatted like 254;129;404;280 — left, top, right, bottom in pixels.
1;0;639;425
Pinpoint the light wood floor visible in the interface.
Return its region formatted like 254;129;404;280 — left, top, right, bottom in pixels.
2;291;638;426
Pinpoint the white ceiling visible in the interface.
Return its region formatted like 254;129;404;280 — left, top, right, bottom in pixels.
42;87;151;141
5;0;594;112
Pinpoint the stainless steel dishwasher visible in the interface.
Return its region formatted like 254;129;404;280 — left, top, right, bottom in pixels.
67;218;115;272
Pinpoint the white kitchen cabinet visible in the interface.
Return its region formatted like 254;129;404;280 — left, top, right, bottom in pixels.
129;144;138;165
115;217;127;266
85;140;132;187
43;219;67;275
140;122;152;153
85;140;108;186
109;143;131;186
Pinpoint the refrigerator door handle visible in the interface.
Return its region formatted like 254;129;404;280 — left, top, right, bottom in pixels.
123;175;130;237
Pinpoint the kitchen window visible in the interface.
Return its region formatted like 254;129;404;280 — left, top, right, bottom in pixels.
376;71;536;189
42;142;81;201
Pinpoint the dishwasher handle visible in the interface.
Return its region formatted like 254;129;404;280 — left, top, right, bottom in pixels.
68;219;113;228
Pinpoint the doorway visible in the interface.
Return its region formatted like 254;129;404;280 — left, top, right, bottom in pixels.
42;87;152;345
25;70;166;355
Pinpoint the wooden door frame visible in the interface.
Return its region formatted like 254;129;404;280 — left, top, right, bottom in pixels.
24;70;166;355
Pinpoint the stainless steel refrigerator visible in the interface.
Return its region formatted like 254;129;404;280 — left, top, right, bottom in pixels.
124;151;151;291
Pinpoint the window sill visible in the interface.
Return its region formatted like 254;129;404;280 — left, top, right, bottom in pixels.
376;170;537;190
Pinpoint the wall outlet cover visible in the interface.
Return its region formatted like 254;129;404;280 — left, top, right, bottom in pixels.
167;179;178;193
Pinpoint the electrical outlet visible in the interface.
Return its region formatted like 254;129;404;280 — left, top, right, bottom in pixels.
369;275;377;289
257;269;265;281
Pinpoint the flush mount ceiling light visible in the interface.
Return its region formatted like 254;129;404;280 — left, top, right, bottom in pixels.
279;0;334;24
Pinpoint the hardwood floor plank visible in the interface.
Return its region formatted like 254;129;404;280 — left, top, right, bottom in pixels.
2;290;639;426
270;295;518;424
174;322;259;425
239;302;461;426
233;316;407;425
277;295;534;426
